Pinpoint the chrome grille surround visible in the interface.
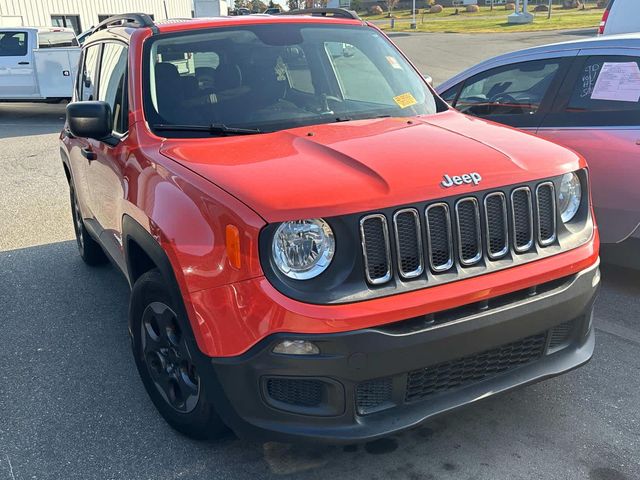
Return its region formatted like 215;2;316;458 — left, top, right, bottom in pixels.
484;192;509;260
455;197;482;266
511;187;534;253
392;208;424;279
360;214;392;285
425;202;454;273
536;182;557;247
359;180;566;286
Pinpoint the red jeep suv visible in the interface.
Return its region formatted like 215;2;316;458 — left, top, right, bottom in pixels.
60;11;600;443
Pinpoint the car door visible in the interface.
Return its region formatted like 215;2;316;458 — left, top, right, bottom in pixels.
85;41;130;269
0;30;37;98
65;42;102;226
438;56;574;132
536;48;640;244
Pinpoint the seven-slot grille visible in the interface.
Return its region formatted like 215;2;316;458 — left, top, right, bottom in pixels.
360;182;557;285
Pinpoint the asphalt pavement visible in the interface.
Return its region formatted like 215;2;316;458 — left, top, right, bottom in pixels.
1;31;639;480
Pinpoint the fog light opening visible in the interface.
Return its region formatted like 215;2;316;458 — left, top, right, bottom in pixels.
273;340;320;355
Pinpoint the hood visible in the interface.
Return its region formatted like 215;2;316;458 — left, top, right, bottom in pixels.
159;110;583;223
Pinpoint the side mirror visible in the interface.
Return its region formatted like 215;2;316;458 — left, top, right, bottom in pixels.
423;74;434;87
66;101;113;141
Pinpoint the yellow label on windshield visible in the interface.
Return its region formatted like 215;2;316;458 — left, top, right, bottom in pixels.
393;92;417;109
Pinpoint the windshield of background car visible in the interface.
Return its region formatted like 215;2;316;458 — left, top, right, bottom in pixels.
144;23;440;136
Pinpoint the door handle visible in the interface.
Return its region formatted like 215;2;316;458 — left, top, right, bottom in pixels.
81;147;97;161
18;61;30;65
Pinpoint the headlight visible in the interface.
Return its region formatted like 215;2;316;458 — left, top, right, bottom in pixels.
558;172;582;223
272;219;335;280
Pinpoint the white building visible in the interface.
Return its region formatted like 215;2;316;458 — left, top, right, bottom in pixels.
0;0;228;33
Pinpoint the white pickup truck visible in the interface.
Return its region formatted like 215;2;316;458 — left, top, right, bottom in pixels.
0;27;80;102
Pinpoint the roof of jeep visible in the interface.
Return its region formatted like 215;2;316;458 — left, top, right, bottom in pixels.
82;13;366;45
153;15;364;33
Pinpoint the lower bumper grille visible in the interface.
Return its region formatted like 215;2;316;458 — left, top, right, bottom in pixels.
405;333;547;403
266;378;323;407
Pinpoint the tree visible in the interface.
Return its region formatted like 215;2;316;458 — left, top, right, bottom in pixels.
268;0;276;7
350;0;363;11
287;0;301;9
386;0;399;16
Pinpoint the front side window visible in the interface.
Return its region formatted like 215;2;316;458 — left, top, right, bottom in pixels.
455;59;562;117
98;43;128;134
144;24;441;136
0;31;27;57
79;44;101;101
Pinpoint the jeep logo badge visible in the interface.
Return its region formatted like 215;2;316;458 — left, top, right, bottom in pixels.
441;172;482;188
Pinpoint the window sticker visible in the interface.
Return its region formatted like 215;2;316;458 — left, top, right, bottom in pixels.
393;92;417;109
386;55;403;70
591;62;640;103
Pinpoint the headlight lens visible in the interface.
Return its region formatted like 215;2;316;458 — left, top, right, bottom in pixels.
272;219;335;280
558;172;582;223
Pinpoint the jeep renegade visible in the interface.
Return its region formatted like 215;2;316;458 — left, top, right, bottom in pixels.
60;11;600;443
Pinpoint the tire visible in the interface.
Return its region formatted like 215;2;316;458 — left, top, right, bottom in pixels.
130;269;227;440
69;185;108;266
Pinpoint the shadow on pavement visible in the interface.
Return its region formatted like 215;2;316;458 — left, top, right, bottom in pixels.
0;241;638;480
0;103;66;139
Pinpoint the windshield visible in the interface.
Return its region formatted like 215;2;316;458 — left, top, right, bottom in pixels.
144;24;441;136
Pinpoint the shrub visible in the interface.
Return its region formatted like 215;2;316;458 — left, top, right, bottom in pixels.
369;5;383;14
596;0;607;6
534;4;548;11
505;2;515;10
562;0;582;8
429;4;443;13
466;4;479;12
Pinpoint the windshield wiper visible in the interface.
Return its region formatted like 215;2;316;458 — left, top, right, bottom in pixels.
333;114;392;123
152;124;262;135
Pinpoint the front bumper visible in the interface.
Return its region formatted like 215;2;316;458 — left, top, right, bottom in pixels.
208;260;600;443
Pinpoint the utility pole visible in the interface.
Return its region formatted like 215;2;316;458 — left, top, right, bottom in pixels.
411;0;416;29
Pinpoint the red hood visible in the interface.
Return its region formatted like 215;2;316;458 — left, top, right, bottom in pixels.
159;110;583;223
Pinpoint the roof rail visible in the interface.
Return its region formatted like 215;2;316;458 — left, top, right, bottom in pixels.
278;8;361;21
92;13;158;34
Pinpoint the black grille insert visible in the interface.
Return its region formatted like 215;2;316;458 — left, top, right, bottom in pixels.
393;209;424;278
360;214;391;284
356;377;393;415
266;378;323;407
512;187;534;252
405;333;547;402
485;192;509;259
536;183;556;246
456;198;482;265
549;320;575;349
426;203;453;272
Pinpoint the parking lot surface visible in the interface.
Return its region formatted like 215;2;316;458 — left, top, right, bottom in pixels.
1;31;639;480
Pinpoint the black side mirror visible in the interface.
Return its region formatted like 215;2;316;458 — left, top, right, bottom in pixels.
66;101;113;141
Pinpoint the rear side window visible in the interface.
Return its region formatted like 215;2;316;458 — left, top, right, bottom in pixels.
566;56;640;114
0;31;28;57
98;43;128;134
544;54;640;128
38;31;78;48
79;44;101;101
455;59;562;117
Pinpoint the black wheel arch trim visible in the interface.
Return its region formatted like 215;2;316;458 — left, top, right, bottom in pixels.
122;215;195;343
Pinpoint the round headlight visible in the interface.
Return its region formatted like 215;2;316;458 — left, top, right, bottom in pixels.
558;172;582;223
272;219;335;280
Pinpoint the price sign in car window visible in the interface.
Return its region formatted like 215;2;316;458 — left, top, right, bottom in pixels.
591;62;640;103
